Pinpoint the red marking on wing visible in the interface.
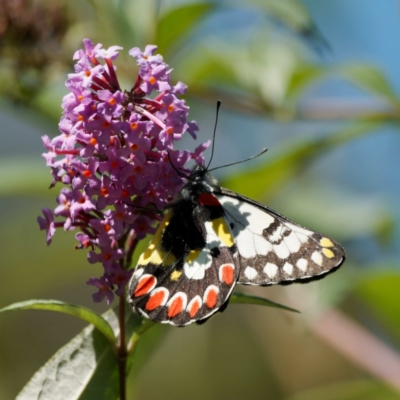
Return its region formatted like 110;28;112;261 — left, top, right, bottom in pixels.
221;264;235;285
188;299;201;318
168;295;184;318
145;290;166;311
205;288;218;309
198;192;221;207
134;275;156;297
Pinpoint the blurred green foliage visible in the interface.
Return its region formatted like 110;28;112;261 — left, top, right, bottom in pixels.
1;0;400;399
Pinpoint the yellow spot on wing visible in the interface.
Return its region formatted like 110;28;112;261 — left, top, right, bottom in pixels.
138;212;174;267
212;217;234;247
320;237;334;247
322;248;335;259
170;270;183;281
187;249;201;263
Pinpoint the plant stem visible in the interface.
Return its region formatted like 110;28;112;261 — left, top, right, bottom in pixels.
118;295;127;400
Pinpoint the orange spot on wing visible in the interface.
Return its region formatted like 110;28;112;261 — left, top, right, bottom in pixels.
198;193;221;207
134;275;156;297
221;264;235;285
189;300;201;318
168;296;184;318
145;290;166;311
205;289;218;309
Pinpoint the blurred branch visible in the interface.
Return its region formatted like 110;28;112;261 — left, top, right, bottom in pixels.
311;308;400;392
189;91;400;122
299;98;400;121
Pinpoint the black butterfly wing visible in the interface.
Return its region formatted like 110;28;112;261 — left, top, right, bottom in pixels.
215;189;345;286
128;198;240;326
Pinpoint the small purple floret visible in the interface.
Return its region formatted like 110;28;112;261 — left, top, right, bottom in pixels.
37;208;56;245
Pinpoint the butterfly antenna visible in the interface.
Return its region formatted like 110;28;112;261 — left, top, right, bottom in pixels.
206;100;222;171
208;147;269;172
167;152;190;179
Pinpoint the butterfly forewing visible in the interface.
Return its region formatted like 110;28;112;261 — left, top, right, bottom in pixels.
215;190;345;286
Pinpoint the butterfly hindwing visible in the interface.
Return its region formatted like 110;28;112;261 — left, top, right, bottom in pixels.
215;189;345;286
128;194;240;326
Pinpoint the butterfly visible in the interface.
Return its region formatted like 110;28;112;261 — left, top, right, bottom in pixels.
127;163;345;326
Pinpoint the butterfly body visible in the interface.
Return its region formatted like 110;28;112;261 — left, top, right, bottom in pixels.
128;165;345;326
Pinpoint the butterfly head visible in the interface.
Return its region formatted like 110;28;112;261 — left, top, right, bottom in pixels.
189;164;218;185
178;165;218;201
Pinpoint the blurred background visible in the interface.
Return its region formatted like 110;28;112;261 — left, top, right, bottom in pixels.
1;0;400;399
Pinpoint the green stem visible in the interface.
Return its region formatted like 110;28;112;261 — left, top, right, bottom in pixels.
118;295;127;400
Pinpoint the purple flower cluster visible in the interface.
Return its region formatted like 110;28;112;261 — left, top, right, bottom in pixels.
38;39;210;304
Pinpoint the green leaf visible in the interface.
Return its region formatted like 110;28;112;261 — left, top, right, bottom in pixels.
178;41;302;112
222;120;383;201
355;271;400;340
15;308;145;400
286;64;327;102
0;300;116;346
16;309;119;400
83;0;141;51
338;64;399;105
155;3;214;55
246;0;327;47
230;292;300;313
175;48;238;93
126;321;167;388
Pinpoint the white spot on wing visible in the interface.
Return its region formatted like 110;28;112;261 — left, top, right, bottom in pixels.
295;232;310;244
296;258;308;272
285;223;314;237
283;262;293;275
133;268;144;278
204;221;225;248
218;196;274;258
312;251;323;266
244;266;258;280
184;250;211;279
273;241;290;259
264;262;278;278
284;232;302;253
254;234;273;255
